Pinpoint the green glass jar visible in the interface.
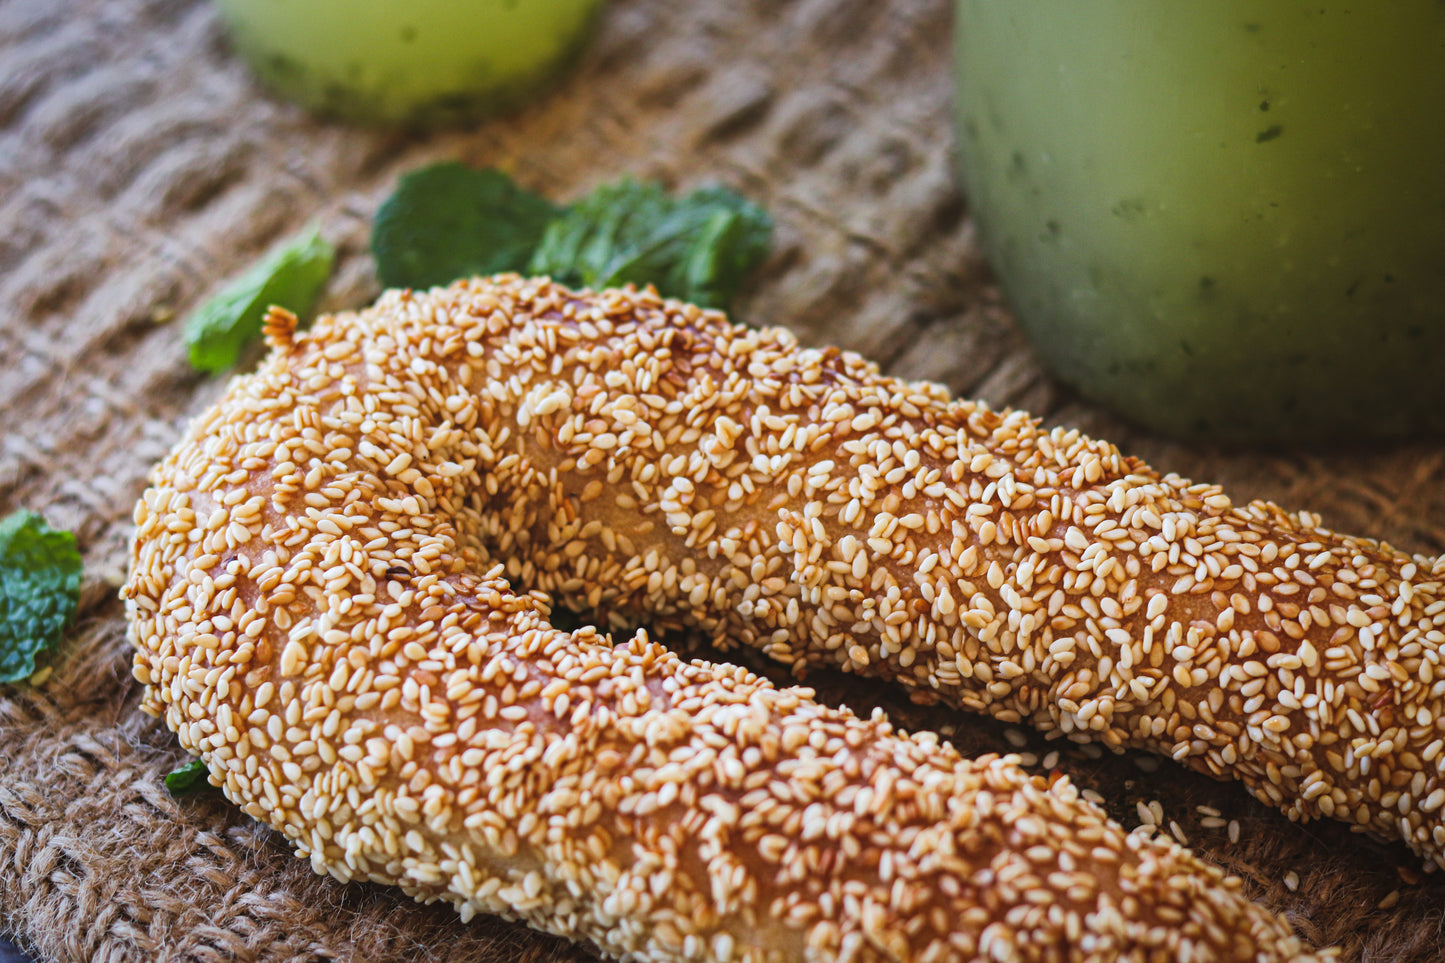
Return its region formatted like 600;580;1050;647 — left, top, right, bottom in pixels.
215;0;605;127
953;3;1445;443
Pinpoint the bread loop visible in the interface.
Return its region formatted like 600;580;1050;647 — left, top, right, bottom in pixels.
126;276;1325;962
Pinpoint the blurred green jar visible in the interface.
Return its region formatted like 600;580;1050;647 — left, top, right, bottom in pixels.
215;0;605;127
953;3;1445;443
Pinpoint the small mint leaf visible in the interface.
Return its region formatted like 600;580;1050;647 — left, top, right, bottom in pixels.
184;224;335;373
529;179;772;309
0;510;82;684
165;758;213;796
371;163;560;290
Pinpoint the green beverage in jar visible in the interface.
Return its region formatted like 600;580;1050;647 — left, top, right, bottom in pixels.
215;0;605;127
953;3;1445;443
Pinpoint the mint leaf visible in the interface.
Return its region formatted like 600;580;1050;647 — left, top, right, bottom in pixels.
372;163;560;290
165;759;213;796
0;510;82;684
184;224;335;373
370;164;773;311
529;180;772;309
528;179;672;286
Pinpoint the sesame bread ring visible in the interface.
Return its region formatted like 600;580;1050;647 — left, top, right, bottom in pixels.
124;277;1321;962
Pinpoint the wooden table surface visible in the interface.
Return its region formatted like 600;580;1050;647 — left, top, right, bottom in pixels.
3;1;1445;960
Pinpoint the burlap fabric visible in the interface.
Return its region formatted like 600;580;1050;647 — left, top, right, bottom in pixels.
3;0;1445;959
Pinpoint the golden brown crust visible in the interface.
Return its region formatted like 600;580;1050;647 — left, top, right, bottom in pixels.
124;276;1324;962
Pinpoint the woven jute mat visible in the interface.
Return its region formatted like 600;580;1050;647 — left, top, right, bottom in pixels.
4;0;1445;960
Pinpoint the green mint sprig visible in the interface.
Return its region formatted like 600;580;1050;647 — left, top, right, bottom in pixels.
371;164;772;311
184;224;335;373
0;510;82;684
